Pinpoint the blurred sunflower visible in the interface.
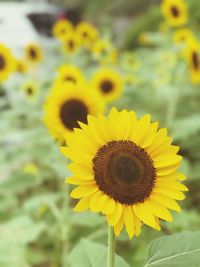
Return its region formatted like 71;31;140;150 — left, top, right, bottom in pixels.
23;163;39;175
91;68;123;102
173;28;195;45
52;19;73;40
76;22;99;49
120;52;141;71
55;64;85;86
61;31;80;55
63;108;187;238
92;39;111;59
161;0;188;27
15;58;28;74
22;81;39;100
0;44;14;82
44;82;104;143
185;40;200;84
25;43;43;64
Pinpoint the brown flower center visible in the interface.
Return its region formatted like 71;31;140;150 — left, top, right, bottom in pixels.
93;140;156;205
27;87;33;95
100;80;114;94
64;76;76;83
68;40;74;50
171;6;180;17
60;99;88;130
29;48;37;59
0;55;5;70
192;52;199;70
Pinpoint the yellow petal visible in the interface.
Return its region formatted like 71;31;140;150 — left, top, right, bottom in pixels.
114;213;124;236
133;211;142;237
151;192;181;212
65;176;95;185
133;114;151;145
156;163;181;176
153;186;186;200
147;128;168;154
145;198;172;222
89;191;104;212
74;196;90;212
140;122;158;148
156;180;188;191
124;205;135;239
67;163;93;180
107;202;123;226
101;196;116;215
157;172;186;181
70;184;98;199
154;155;182;168
133;204;160;230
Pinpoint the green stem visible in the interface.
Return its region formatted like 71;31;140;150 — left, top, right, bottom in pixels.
107;225;116;267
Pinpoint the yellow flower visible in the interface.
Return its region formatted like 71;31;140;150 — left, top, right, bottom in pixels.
62;108;187;239
52;19;73;40
15;58;28;74
123;74;140;86
91;68;123;102
173;28;195;45
55;64;85;86
161;0;188;27
44;82;104;143
76;22;99;49
25;43;43;64
185;40;200;84
92;39;112;59
0;43;14;82
22;80;39;100
120;52;140;71
61;31;80;55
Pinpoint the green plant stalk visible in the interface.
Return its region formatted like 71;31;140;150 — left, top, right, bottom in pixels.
107;225;116;267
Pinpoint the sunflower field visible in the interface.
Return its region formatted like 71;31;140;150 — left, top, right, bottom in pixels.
0;0;200;266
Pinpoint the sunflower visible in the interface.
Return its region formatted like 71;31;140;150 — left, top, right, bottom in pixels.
61;31;80;55
173;28;195;45
161;0;188;27
44;82;104;143
92;39;111;59
62;108;187;238
52;19;73;40
120;52;140;71
91;68;123;102
185;40;200;84
0;43;14;82
22;81;39;100
76;22;99;49
25;43;43;64
55;64;85;86
15;58;28;74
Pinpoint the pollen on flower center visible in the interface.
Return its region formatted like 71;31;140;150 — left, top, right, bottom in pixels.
60;99;88;130
171;6;180;17
0;55;5;70
93;140;156;205
100;80;113;93
192;52;199;70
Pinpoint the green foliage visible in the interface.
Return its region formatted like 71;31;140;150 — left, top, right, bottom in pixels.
145;231;200;267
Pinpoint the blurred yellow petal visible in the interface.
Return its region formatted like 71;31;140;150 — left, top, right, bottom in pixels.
70;184;98;199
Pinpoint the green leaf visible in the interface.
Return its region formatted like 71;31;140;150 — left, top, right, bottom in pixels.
145;231;200;267
69;239;129;267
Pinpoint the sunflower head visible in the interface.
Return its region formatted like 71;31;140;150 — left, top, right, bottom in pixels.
62;108;187;238
44;82;105;143
61;31;80;55
161;0;188;27
173;28;195;45
54;64;85;87
15;58;28;74
76;22;99;49
0;43;14;82
52;19;73;40
185;40;200;84
22;81;39;100
91;68;123;102
25;43;43;64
